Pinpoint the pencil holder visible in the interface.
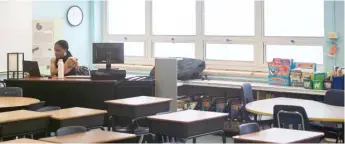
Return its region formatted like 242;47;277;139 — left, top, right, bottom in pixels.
331;76;344;90
324;80;332;90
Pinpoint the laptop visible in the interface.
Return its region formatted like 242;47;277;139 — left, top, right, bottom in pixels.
23;61;50;77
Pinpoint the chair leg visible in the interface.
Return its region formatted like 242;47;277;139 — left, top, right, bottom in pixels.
222;131;226;144
192;138;196;143
139;135;144;144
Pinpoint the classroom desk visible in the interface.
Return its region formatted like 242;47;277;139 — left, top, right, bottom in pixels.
105;96;172;131
0;97;39;111
1;138;53;143
39;129;136;143
246;97;344;122
0;110;51;139
148;110;228;143
105;96;172;118
232;128;324;143
42;107;107;132
5;77;118;110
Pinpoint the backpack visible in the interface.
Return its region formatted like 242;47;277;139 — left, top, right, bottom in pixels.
149;58;206;80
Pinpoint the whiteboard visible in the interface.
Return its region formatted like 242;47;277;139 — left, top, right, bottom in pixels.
0;1;32;72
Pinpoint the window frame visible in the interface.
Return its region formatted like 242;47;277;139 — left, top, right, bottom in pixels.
103;0;324;72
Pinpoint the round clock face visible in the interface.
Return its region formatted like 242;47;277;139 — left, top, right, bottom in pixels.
67;6;83;26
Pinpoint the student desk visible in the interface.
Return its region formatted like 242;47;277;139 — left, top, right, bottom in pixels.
232;128;324;143
1;138;53;143
40;129;136;143
0;97;39;111
105;96;171;131
148;110;228;143
246;97;344;122
5;77;118;110
0;110;51;139
42;107;107;132
105;96;171;118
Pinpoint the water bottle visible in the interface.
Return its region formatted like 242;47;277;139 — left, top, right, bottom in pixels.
58;59;64;79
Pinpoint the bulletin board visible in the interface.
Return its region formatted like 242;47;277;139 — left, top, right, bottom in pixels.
32;19;63;74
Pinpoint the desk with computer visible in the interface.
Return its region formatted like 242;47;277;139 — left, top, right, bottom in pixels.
6;43;155;110
23;43;127;81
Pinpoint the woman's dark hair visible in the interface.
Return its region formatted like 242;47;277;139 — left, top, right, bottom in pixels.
55;40;73;68
55;40;72;57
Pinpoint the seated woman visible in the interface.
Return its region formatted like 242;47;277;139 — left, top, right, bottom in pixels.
50;40;78;76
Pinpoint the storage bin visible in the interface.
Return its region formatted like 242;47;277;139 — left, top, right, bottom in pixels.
313;80;324;90
303;79;313;89
331;76;344;90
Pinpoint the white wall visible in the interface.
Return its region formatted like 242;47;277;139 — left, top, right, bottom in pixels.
0;1;32;72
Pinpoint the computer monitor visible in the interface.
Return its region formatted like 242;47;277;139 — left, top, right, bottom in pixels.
23;61;41;77
93;43;124;70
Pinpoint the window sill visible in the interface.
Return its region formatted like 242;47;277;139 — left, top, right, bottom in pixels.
94;64;268;79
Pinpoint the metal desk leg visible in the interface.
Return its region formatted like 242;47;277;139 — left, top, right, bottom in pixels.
221;130;226;144
256;91;260;100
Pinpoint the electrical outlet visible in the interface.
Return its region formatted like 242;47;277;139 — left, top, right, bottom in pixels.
328;32;338;39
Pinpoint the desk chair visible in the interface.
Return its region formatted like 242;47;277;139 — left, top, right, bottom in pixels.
0;87;22;97
26;101;46;111
37;106;61;112
311;90;344;143
241;83;272;126
239;122;260;135
56;126;87;136
273;105;310;131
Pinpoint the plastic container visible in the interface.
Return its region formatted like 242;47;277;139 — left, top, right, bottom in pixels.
331;76;344;90
58;59;64;79
324;80;332;90
303;79;313;89
313;80;324;90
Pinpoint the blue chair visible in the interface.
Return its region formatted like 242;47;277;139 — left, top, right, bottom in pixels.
273;105;310;130
26;101;46;111
311;90;344;143
241;83;273;125
37;106;61;112
324;89;344;106
56;126;87;136
0;87;22;97
239;122;260;135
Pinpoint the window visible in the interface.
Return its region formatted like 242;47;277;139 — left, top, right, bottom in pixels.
152;0;196;35
206;44;254;61
264;0;324;37
265;45;323;64
154;43;195;58
104;0;325;72
124;42;145;57
204;0;255;36
107;0;145;35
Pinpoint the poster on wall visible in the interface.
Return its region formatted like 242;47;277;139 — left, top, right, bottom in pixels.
32;19;63;74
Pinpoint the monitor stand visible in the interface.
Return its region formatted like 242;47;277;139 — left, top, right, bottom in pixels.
100;52;119;71
106;63;111;71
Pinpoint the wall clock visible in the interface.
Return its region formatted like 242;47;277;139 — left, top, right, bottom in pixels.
67;6;83;26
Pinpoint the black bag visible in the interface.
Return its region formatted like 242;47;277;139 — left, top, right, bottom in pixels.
75;66;90;76
149;58;206;80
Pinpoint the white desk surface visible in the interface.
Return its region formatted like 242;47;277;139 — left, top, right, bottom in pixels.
179;80;326;96
246;97;344;122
